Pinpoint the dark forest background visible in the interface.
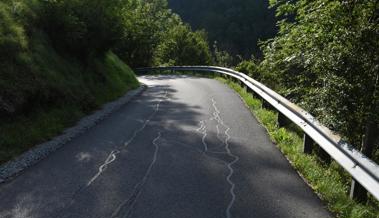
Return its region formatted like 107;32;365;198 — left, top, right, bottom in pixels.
168;0;277;58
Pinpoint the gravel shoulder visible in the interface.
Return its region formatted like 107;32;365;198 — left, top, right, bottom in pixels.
0;86;146;184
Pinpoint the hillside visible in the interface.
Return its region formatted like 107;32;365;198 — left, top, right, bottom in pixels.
0;0;212;163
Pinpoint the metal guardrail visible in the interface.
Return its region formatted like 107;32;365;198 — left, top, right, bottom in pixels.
135;66;379;201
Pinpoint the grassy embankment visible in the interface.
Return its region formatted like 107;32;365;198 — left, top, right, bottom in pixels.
216;77;379;218
0;34;139;164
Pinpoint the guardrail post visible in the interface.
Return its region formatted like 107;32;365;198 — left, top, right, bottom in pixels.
278;112;290;128
303;134;314;154
240;80;247;91
247;88;260;100
349;122;377;203
350;179;368;203
233;77;239;84
247;88;254;96
316;147;331;164
262;100;274;110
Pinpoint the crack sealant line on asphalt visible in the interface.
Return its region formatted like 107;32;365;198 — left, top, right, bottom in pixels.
86;90;168;188
211;98;240;218
54;90;168;218
196;120;229;158
111;131;162;218
196;120;208;152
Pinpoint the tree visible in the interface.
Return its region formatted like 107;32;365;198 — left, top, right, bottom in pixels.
261;0;379;157
154;25;212;66
35;0;125;60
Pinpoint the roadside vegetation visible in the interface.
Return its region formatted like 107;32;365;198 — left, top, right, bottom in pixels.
185;0;379;211
235;0;379;163
171;0;379;163
1;0;378;214
0;0;212;164
217;77;379;218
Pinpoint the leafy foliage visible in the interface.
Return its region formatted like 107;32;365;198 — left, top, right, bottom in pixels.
212;41;235;67
114;0;179;67
235;59;261;80
154;25;212;66
258;0;379;155
0;0;212;117
0;0;212;161
34;0;125;60
0;1;35;115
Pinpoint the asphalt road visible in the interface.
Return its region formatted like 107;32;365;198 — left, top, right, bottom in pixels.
0;75;332;218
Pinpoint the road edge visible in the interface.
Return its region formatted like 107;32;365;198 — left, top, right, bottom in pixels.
0;85;147;184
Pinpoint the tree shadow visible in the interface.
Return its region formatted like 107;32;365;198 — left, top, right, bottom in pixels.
0;76;331;218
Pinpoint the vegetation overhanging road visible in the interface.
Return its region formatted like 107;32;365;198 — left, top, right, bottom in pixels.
0;75;332;218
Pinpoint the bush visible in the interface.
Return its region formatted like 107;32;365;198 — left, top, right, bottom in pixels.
35;0;124;60
0;1;35;115
259;0;379;155
235;60;260;79
154;25;212;66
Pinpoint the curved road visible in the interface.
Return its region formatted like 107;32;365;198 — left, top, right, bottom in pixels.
0;75;332;218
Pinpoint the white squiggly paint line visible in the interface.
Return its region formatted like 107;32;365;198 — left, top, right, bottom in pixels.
196;120;208;152
87;150;120;186
122;91;167;149
111;132;162;218
211;98;239;218
86;91;168;187
196;120;205;132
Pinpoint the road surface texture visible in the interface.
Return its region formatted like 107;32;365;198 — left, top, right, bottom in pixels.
0;75;332;218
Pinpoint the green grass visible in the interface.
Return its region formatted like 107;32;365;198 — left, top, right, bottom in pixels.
216;77;379;218
0;48;139;164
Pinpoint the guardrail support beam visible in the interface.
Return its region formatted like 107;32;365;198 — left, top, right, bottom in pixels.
349;122;377;203
246;89;259;100
303;134;314;154
240;79;246;88
316;147;331;164
262;100;274;110
278;112;291;128
350;179;368;203
234;78;238;84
